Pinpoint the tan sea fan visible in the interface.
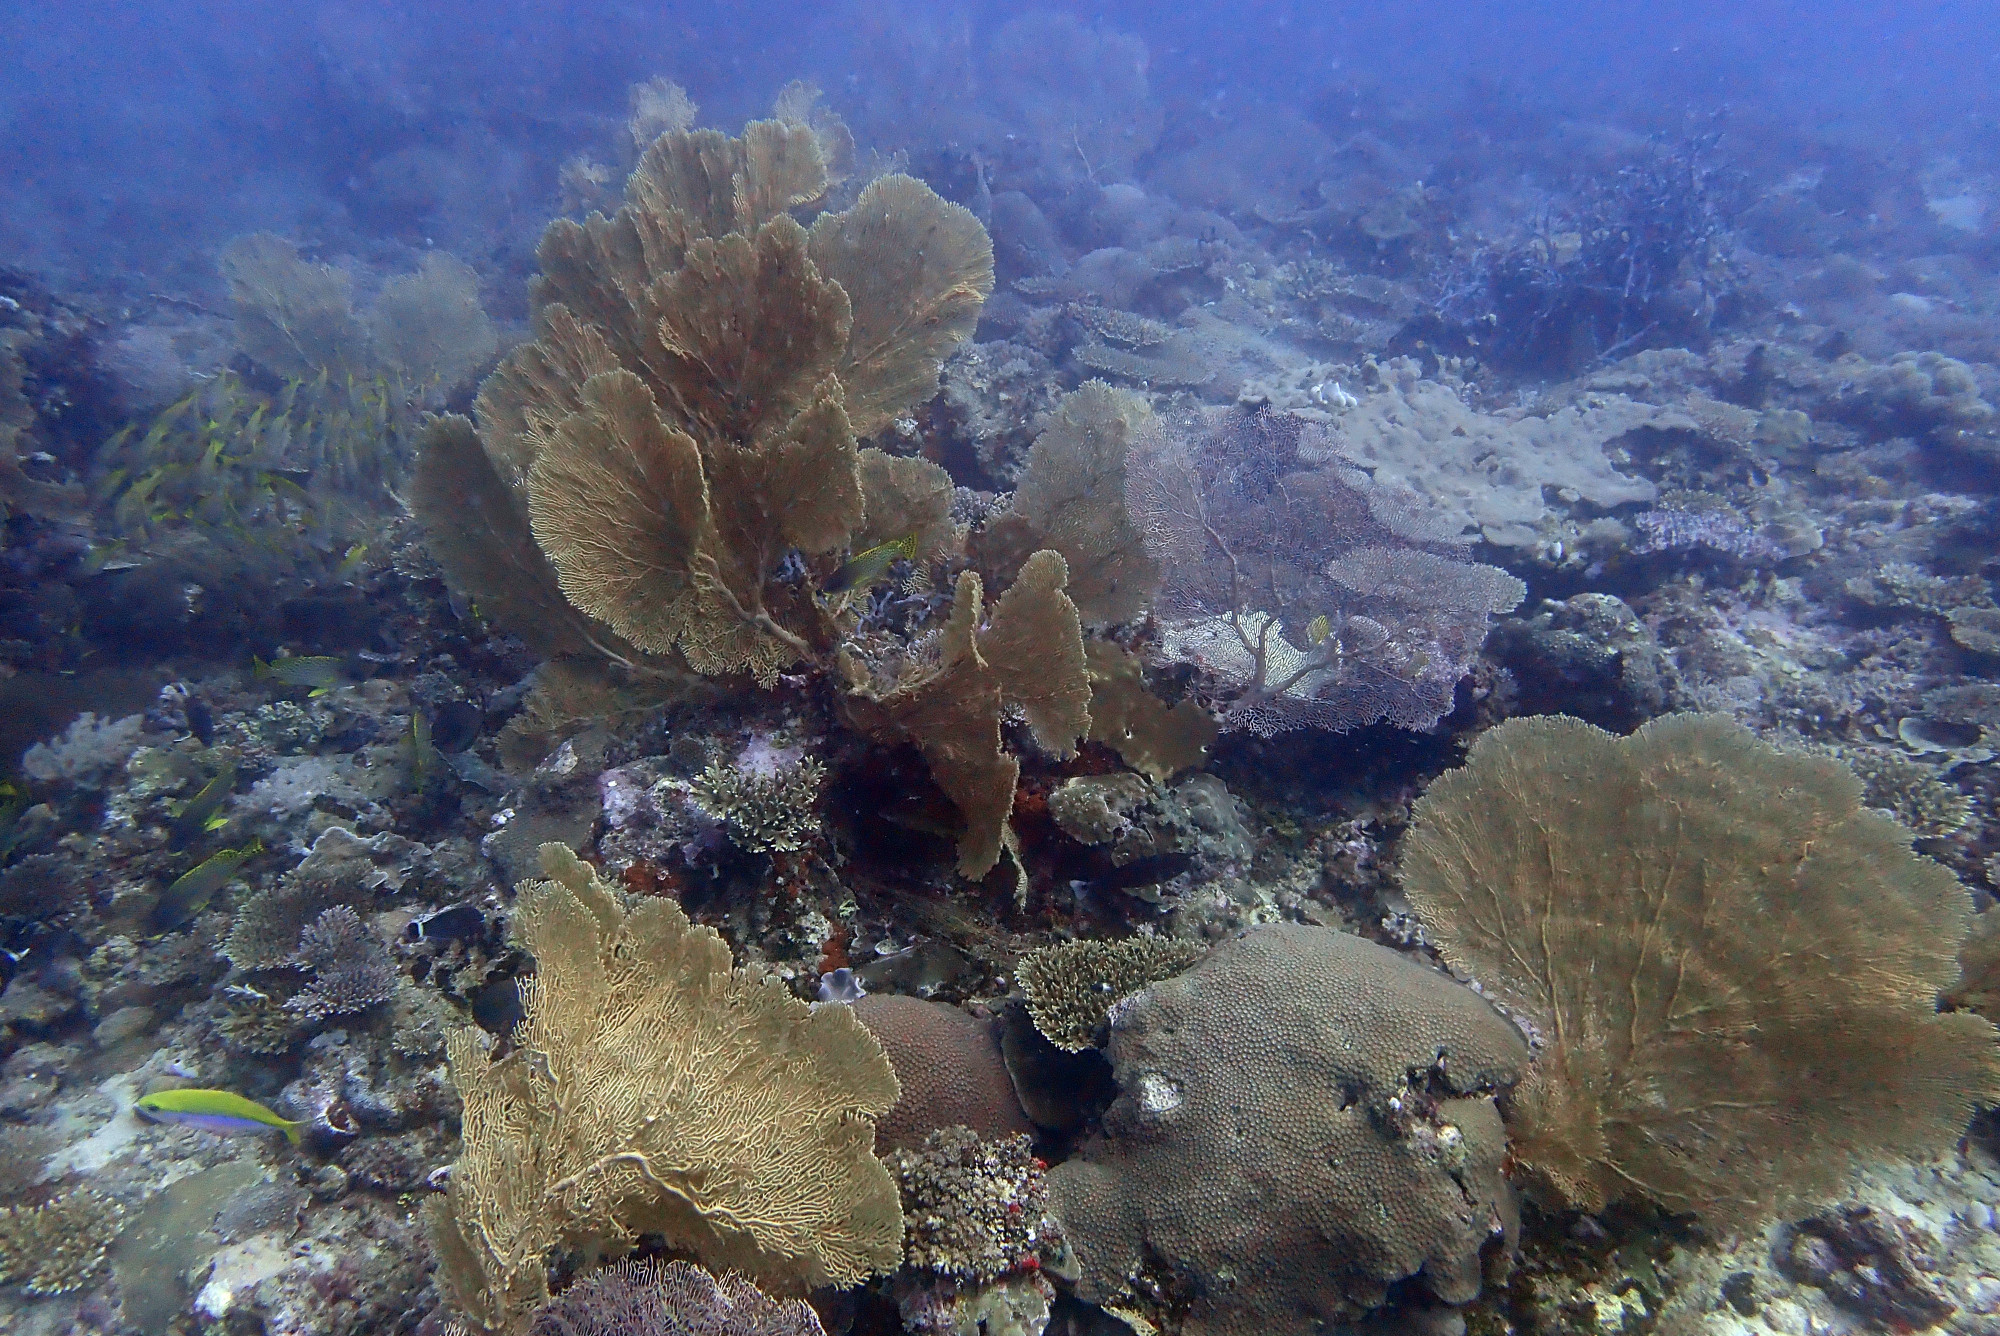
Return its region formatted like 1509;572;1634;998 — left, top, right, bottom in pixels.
432;845;902;1335
1399;712;2000;1231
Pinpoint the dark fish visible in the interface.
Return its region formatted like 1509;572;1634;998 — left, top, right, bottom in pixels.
823;534;918;596
166;765;236;851
155;839;263;930
406;902;485;944
429;700;483;753
184;696;214;747
471;976;523;1036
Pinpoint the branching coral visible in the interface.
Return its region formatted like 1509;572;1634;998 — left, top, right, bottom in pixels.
841;551;1090;884
1399;713;2000;1231
0;1189;126;1294
285;905;399;1019
433;844;901;1335
418;118;991;685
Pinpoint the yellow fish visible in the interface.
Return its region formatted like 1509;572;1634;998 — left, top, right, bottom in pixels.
135;1089;303;1144
824;535;919;596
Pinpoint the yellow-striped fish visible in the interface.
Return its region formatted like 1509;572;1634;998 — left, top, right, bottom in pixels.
1306;614;1331;646
135;1089;303;1144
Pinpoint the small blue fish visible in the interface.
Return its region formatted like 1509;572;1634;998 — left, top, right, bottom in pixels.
134;1088;303;1144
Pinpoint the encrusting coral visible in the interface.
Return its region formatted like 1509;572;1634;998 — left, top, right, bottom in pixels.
1398;712;2000;1232
1047;924;1527;1336
1017;936;1201;1051
432;844;902;1335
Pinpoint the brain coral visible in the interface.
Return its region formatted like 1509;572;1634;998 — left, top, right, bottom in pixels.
1045;924;1527;1336
853;994;1034;1152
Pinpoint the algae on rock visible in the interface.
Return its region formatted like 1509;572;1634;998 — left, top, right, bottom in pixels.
433;844;902;1335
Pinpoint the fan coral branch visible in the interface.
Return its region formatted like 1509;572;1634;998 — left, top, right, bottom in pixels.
1399;713;2000;1230
433;845;901;1335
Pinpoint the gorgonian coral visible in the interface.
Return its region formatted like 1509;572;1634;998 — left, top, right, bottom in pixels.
421;118;992;685
1399;712;2000;1230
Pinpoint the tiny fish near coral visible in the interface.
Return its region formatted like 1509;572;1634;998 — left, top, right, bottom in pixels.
135;1088;304;1144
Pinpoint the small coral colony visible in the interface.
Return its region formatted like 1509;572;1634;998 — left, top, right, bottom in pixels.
3;52;2000;1336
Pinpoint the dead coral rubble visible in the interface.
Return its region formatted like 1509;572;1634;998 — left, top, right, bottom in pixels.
433;844;902;1335
1399;712;2000;1232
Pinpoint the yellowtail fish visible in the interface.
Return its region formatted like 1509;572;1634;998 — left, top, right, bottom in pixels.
824;534;919;596
166;764;236;851
1306;614;1331;646
333;543;369;582
134;1089;303;1145
256;654;346;695
158;839;263;928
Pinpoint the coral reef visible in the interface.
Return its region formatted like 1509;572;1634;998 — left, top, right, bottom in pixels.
433;844;902;1333
1399;713;2000;1230
1016;936;1200;1052
689;749;827;854
1047;924;1527;1335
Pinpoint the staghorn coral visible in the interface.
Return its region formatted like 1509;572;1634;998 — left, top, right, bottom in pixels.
1836;746;1975;837
1017;936;1201;1052
841;551;1090;883
885;1126;1054;1285
423;117;991;685
527;1259;824;1336
1083;641;1214;783
974;381;1159;628
1128;406;1523;736
1047;924;1526;1335
1398;713;2000;1231
0;1189;126;1294
433;844;901;1335
285;905;399;1019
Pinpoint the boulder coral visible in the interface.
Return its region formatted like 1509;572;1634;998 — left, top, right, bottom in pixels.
1046;923;1528;1336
